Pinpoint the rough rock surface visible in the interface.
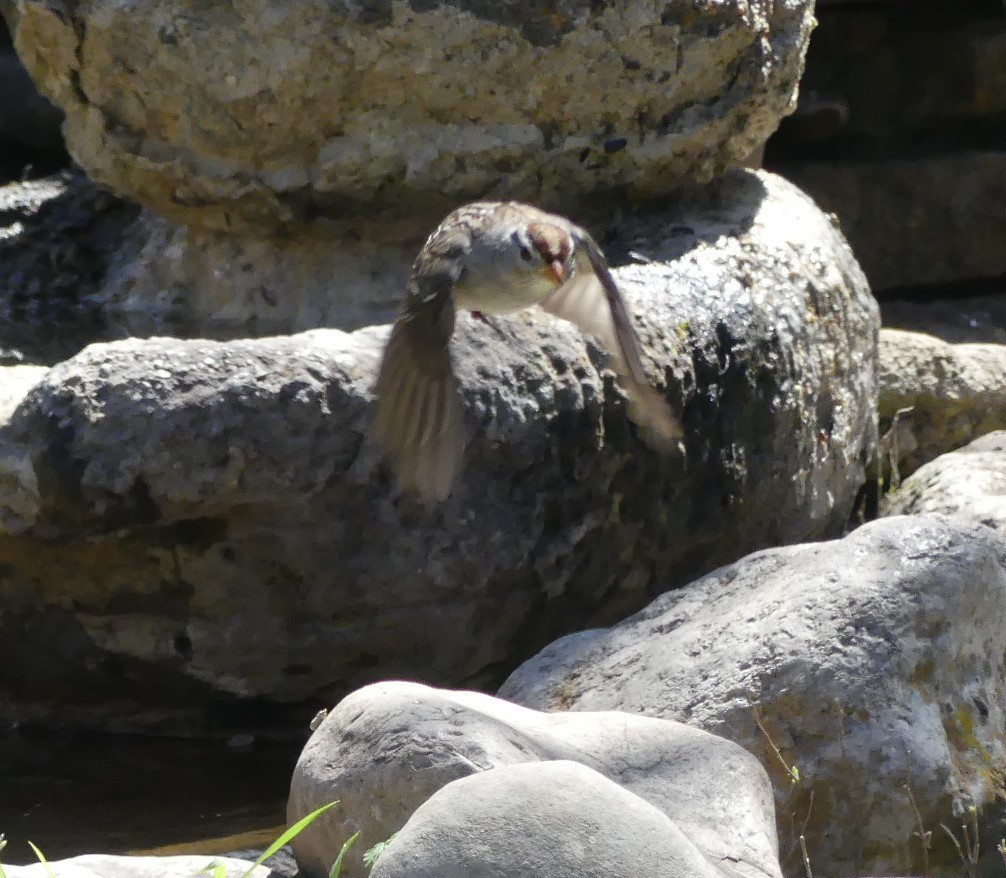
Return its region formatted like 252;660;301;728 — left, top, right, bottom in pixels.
288;682;779;878
7;0;813;235
499;514;1006;878
883;431;1006;532
0;169;877;733
5;855;269;878
368;761;731;878
879;328;1006;481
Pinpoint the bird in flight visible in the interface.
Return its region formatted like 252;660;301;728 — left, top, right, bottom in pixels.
372;201;681;500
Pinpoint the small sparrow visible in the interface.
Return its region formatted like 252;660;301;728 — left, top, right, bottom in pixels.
373;201;681;500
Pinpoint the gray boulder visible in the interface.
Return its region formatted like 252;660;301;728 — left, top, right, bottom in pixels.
883;431;1006;532
0;170;877;733
368;761;727;878
7;0;813;235
288;682;779;878
500;515;1006;878
879;328;1006;481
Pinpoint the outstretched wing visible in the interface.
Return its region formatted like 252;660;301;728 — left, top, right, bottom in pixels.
372;246;466;501
541;228;681;448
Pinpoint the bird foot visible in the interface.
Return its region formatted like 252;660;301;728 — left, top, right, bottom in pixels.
469;310;508;339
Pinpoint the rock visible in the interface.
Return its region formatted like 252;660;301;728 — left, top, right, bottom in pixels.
0;169;877;733
368;761;729;878
883;431;1006;532
288;682;779;878
777;152;1006;292
881;289;1006;346
499;514;1006;878
0;364;46;420
4;855;269;878
8;0;813;235
878;328;1006;481
765;8;1006;292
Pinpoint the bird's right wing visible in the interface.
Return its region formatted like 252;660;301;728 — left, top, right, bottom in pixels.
372;246;466;501
541;229;681;449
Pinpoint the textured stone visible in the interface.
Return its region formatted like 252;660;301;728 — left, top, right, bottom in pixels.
883;431;1006;532
289;682;779;878
7;0;813;235
500;515;1006;878
0;170;877;733
368;761;730;878
878;328;1006;480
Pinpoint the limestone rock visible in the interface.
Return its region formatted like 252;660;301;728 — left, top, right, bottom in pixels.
879;328;1006;480
0;170;877;733
5;855;269;878
7;0;813;235
883;431;1006;532
288;682;779;878
368;761;729;878
500;514;1006;878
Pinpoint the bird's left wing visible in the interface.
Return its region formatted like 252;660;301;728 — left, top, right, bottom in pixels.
541;228;681;448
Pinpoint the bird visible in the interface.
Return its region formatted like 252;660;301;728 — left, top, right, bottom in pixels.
372;201;681;501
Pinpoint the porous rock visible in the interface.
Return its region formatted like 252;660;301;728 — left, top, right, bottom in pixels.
7;0;813;234
500;514;1006;878
0;170;877;732
879;328;1006;481
883;431;1006;532
288;682;779;878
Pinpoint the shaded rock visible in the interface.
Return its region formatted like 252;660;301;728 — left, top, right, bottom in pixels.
765;7;1006;292
368;761;729;878
499;515;1006;878
8;0;813;235
5;855;269;878
778;152;1006;292
0;169;877;733
881;288;1006;346
878;328;1006;480
883;431;1006;532
288;682;779;878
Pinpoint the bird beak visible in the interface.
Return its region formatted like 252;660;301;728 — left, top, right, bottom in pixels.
544;260;567;285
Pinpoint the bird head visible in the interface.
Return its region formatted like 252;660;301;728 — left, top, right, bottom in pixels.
515;222;573;287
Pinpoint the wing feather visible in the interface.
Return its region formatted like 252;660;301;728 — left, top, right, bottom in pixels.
542;229;681;448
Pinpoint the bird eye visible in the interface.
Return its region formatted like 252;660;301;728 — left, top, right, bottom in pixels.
519;245;534;262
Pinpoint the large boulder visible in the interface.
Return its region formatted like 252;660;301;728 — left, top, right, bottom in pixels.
288;682;779;878
0;169;878;733
500;514;1006;878
6;0;813;235
883;431;1006;533
879;328;1006;481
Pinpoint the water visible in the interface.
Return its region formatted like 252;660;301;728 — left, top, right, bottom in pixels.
0;728;301;866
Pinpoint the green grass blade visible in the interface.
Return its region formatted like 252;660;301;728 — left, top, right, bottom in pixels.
27;842;55;878
328;831;359;878
235;800;339;878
